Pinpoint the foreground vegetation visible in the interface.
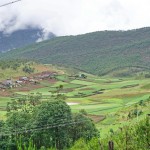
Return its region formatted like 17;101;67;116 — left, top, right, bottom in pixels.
0;92;149;149
71;117;150;150
0;94;149;150
0;97;99;150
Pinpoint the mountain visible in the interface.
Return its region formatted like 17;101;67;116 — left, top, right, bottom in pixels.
0;28;55;53
1;27;150;75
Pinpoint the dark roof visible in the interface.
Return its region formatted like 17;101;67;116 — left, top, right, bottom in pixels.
0;84;6;89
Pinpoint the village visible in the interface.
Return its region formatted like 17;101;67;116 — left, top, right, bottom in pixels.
0;71;58;91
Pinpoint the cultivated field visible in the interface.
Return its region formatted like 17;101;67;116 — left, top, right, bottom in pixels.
0;71;150;137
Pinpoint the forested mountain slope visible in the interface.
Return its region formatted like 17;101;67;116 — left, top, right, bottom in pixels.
1;27;150;75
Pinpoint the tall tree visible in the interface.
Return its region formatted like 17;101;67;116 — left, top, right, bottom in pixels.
71;113;99;142
31;100;72;149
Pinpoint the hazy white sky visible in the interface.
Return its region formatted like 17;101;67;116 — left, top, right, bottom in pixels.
0;0;150;35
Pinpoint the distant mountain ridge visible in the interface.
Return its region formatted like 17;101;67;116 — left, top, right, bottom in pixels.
0;28;55;52
1;27;150;75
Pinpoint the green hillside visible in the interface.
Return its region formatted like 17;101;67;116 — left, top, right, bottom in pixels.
1;27;150;75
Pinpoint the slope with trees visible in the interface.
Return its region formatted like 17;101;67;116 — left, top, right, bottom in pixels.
1;27;150;75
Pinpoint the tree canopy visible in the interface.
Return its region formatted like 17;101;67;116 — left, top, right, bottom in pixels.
0;97;99;150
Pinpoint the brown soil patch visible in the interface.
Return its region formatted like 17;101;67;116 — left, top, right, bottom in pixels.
112;92;150;99
81;88;93;91
0;91;12;97
31;71;56;77
45;79;57;84
0;107;6;111
14;84;44;92
63;88;74;92
88;114;106;123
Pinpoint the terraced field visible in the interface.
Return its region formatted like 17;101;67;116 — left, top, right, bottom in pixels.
0;73;150;137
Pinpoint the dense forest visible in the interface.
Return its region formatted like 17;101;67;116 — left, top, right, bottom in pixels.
1;27;150;75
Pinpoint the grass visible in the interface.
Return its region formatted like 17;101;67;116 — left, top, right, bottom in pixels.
70;80;96;85
0;97;11;107
141;83;150;89
0;97;11;120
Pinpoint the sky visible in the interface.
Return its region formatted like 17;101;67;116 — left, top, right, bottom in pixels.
0;0;150;36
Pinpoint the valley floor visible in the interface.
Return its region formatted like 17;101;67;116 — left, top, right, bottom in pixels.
0;69;150;137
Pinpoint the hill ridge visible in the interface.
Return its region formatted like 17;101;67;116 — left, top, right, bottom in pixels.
1;27;150;75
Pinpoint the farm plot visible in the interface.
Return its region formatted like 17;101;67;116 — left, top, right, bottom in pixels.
70;80;96;85
0;74;150;137
70;101;122;114
0;97;11;120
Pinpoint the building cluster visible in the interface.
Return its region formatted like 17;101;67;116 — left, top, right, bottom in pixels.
0;72;57;90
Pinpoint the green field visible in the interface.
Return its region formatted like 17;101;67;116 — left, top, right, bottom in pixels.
0;73;150;137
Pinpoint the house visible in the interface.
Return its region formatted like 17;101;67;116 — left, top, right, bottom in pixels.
29;79;39;84
2;79;14;88
15;80;23;87
19;77;28;81
19;77;29;83
34;72;56;80
0;84;6;90
41;74;51;79
16;80;23;84
79;74;87;79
